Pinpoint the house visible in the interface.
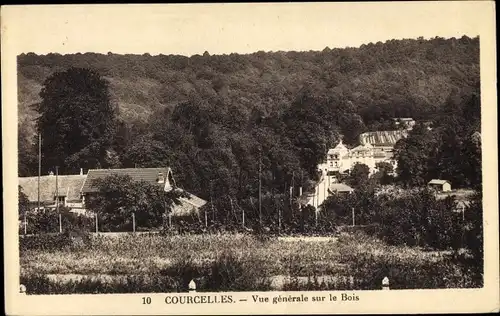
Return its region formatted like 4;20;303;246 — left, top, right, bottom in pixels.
428;179;452;192
392;118;416;130
328;183;354;195
18;170;87;214
325;136;401;177
80;167;207;216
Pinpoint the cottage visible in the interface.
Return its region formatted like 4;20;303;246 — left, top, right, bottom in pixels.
81;167;207;216
428;179;452;192
18;172;87;214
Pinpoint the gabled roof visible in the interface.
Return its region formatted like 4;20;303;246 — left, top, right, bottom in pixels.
428;179;451;185
329;183;354;193
19;175;87;203
172;190;208;216
351;145;371;152
177;189;207;208
359;130;408;146
81;167;172;193
456;200;471;209
329;140;348;153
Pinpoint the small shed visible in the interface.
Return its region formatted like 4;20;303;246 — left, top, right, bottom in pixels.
328;183;354;195
428;179;452;192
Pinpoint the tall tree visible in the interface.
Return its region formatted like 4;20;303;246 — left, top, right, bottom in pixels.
85;174;185;231
347;163;370;189
393;123;438;186
35;67;117;174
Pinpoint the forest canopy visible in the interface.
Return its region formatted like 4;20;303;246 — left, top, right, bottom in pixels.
17;36;480;202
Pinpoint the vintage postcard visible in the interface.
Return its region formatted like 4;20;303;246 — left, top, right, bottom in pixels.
2;2;499;315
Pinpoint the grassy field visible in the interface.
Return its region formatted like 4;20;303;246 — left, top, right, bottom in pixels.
20;232;482;293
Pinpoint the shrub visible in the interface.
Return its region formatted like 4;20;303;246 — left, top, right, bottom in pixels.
205;251;271;292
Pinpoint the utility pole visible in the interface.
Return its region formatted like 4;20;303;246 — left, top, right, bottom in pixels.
210;180;215;223
258;152;262;227
56;166;61;233
37;133;41;212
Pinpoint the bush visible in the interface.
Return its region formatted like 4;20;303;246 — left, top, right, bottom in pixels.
204;251;272;292
20;273;179;294
20;208;94;235
20;233;72;251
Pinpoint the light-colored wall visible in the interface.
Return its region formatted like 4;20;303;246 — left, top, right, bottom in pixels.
442;182;452;192
326;146;395;175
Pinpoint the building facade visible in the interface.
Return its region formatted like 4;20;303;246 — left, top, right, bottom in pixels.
324;139;398;175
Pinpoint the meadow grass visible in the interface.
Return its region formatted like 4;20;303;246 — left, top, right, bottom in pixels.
20;232;481;293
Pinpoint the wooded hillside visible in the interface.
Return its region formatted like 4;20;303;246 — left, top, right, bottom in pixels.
18;36;479;137
17;36;480;204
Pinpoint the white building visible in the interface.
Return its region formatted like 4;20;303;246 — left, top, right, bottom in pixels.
324;139;398;175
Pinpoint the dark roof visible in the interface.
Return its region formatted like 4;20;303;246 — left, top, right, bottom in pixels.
19;175;87;203
81;168;171;193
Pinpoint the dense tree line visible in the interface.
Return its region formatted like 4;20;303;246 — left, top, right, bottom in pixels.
393;83;481;189
17;36;481;223
18;35;479;159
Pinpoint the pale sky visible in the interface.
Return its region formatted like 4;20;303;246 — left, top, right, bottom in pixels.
1;2;491;56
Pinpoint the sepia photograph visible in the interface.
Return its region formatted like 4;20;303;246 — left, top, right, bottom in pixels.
2;2;498;315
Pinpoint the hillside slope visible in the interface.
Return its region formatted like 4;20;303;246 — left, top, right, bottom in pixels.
17;36;479;140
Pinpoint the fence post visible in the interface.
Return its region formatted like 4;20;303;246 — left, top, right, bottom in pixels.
95;213;98;233
132;212;136;233
382;276;390;290
188;279;196;293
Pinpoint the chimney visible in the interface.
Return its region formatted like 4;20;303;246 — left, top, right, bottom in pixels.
80;168;83;176
157;172;165;184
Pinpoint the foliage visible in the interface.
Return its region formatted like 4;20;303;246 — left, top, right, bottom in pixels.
20;208;94;235
17;38;481;242
394;85;481;188
34;67;117;174
18;185;30;218
371;161;395;185
85;174;185;231
346;163;370;189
